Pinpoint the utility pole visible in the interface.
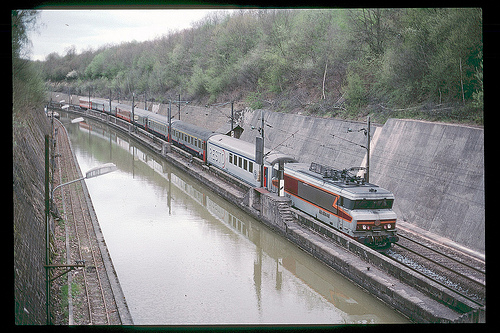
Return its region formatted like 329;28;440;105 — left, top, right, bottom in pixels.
231;102;234;137
343;116;371;183
168;99;172;143
366;116;370;183
44;135;51;325
171;95;189;120
132;93;135;126
260;109;265;188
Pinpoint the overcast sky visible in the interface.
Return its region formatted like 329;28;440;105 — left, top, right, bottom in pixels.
27;9;230;61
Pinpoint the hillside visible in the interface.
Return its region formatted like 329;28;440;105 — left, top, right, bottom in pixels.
36;8;483;125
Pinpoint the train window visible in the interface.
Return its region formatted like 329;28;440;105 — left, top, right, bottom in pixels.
298;181;338;215
342;198;354;210
238;157;242;168
229;153;233;164
243;159;248;171
249;162;253;173
353;199;394;210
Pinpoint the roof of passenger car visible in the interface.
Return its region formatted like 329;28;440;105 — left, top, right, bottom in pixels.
208;134;258;159
172;121;215;140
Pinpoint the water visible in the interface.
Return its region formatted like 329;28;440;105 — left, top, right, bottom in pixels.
63;114;408;324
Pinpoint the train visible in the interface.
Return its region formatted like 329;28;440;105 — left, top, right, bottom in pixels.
78;97;398;249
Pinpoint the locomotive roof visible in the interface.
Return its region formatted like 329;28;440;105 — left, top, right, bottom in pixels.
286;163;394;198
172;121;215;140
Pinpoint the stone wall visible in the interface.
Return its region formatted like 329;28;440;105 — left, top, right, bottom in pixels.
13;108;51;324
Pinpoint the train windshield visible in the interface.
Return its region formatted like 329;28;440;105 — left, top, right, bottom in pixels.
343;198;393;210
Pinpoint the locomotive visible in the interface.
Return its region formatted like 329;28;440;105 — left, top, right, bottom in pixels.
284;162;398;248
78;97;398;248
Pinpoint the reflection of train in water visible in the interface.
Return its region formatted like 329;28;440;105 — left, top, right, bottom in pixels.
77;97;398;249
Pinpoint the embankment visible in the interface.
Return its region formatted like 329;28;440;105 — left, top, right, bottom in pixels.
369;119;484;253
13;108;51;324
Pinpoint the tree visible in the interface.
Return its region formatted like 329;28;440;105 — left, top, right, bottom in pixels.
12;10;45;114
346;9;400;56
12;10;39;61
424;8;482;103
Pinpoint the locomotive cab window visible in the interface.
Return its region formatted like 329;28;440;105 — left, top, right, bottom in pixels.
342;198;393;210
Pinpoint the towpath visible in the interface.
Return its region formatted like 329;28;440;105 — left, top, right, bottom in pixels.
49;117;133;325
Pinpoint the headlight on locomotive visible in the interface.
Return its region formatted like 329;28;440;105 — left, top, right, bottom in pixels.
357;221;395;231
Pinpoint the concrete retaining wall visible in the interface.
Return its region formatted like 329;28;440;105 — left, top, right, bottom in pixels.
240;110;374;172
369;119;484;253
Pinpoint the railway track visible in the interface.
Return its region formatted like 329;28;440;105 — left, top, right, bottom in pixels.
52;120;121;325
385;230;485;307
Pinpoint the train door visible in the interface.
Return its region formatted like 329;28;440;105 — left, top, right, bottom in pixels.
269;162;285;196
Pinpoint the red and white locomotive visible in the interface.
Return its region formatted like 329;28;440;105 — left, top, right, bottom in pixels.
284;162;398;248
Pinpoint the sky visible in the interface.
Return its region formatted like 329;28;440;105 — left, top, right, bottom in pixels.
26;9;230;61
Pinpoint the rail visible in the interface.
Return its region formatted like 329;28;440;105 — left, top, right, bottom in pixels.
387;233;485;307
51;118;120;324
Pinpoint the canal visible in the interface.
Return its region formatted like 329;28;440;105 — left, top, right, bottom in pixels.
63;114;408;324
